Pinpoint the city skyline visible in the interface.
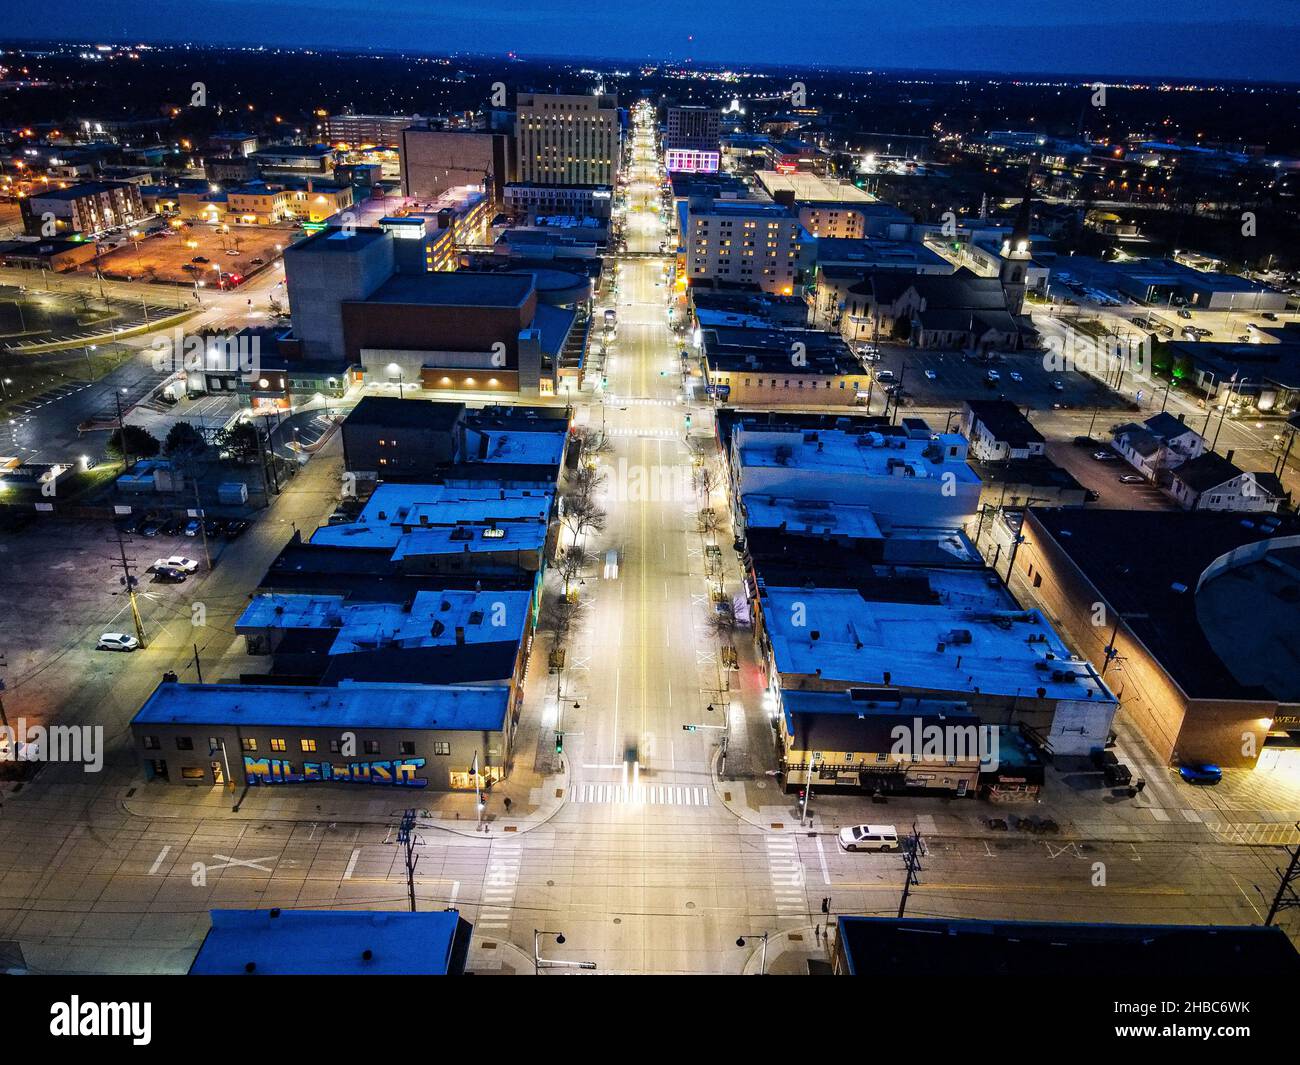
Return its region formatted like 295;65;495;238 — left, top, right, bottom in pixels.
6;0;1300;82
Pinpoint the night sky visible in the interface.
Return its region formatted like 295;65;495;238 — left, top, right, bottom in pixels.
8;0;1300;81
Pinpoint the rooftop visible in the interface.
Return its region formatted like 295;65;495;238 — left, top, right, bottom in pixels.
736;426;980;484
133;681;509;731
190;909;469;976
1028;508;1300;701
363;271;534;308
763;586;1113;703
344;396;465;430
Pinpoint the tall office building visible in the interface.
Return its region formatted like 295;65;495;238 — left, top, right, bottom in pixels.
516;93;620;185
666;105;721;153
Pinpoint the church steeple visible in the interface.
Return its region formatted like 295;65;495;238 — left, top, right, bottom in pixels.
1009;162;1035;258
1000;162;1035;316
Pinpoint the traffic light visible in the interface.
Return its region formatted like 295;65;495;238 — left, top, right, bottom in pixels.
554;731;564;754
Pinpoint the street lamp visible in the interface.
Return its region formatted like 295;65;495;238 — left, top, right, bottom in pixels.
533;929;596;974
736;932;770;975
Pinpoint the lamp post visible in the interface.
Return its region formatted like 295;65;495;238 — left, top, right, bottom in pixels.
533;930;596;974
736;932;769;975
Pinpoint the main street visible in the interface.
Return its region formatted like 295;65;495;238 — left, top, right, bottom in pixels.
0;107;1296;975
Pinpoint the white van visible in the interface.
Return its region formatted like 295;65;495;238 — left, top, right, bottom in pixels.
838;824;899;852
603;548;619;580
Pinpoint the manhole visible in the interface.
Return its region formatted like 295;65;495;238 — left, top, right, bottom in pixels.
685;901;696;910
613;917;622;924
770;822;784;830
504;825;517;832
555;789;564;798
723;792;732;802
480;941;497;950
755;781;766;789
788;934;803;942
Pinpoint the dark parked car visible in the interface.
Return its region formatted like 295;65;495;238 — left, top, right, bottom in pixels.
225;519;250;539
152;566;188;584
140;517;164;537
1179;763;1223;785
1104;762;1133;787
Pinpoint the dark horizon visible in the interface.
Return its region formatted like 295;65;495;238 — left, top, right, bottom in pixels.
4;0;1300;84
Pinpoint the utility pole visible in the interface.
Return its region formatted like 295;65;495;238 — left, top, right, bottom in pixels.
112;527;147;647
0;655;9;731
114;388;131;469
192;643;203;685
192;478;211;571
1264;826;1300;927
397;808;418;912
897;821;926;919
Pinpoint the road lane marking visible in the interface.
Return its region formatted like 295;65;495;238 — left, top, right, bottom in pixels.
148;846;171;875
343;848;361;880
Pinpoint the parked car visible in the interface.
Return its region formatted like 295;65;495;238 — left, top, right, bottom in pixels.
1178;308;1192;320
225;519;250;539
161;517;184;536
97;632;139;652
140;518;164;537
1118;474;1146;484
838;824;899;852
1092;450;1118;462
151;555;199;574
1179;763;1223;785
1051;380;1065;392
1008;371;1023;382
985;370;1000;382
152;566;187;584
191;255;210;264
1261;311;1279;322
923;369;937;380
183;519;202;537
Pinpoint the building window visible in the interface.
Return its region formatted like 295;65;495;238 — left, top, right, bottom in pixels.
142;735;160;750
433;741;451;756
176;736;193;751
329;738;342;753
364;740;381;755
242;737;258;752
181;767;206;780
301;739;317;753
270;738;287;752
399;741;416;756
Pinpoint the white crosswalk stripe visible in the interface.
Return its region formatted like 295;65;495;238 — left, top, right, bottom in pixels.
569;782;710;806
476;843;521;932
766;836;807;917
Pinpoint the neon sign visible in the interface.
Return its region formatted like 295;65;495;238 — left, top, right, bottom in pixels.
243;757;428;787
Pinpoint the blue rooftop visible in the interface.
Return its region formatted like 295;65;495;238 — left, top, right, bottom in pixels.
190;909;469;975
133;681;509;732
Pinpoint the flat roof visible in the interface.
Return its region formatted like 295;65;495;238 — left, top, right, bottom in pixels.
190;909;467;975
237;588;530;654
363;271;534;307
763;587;1113;702
133;681;509;731
743;496;883;540
755;170;876;203
736;427;981;484
1029;508;1300;700
344;396;465;429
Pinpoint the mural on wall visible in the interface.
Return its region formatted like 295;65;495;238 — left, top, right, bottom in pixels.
243;757;428;787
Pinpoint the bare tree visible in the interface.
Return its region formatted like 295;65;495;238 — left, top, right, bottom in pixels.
553;543;592;598
560;493;607;544
697;507;720;538
582;427;614;463
540;589;582;643
568;463;608;505
693;462;720;501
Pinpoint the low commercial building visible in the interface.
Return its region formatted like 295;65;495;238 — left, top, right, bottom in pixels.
190;909;473;975
699;325;870;405
778;689;984;796
400;127;512;203
249;144;337;177
729;421;981;530
756;585;1117;757
504;183;613;222
833;916;1300;977
0;236;97;272
226;179;353;226
130;680;513;790
1014;508;1300;768
340;397;567;484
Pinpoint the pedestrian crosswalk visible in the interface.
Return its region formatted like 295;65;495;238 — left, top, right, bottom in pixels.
766;835;806;918
605;427;679;439
476;841;521;932
606;397;681;406
569;782;710;806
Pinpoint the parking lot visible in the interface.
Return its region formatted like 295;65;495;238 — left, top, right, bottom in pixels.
867;341;1129;415
1045;438;1180;511
90;222;298;287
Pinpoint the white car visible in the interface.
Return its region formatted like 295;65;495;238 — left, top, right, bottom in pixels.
603;548;619;580
838;824;899;852
1009;371;1023;382
923;369;937;380
152;556;199;574
97;632;140;652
